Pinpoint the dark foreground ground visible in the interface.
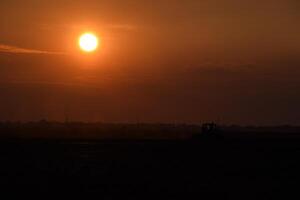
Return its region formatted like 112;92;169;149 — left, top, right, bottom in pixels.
0;137;300;198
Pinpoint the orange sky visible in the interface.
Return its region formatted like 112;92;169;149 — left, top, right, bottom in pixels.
0;0;299;125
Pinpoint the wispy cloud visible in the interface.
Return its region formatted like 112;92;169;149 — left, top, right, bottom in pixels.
0;44;66;55
39;22;139;32
0;80;101;89
106;24;138;31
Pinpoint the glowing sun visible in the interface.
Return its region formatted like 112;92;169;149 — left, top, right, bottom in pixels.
79;33;99;52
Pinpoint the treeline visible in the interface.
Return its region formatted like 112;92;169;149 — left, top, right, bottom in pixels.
0;121;201;140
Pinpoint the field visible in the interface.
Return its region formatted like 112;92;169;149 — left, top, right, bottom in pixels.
1;135;300;198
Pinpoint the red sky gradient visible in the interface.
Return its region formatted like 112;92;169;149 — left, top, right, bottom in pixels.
0;0;299;125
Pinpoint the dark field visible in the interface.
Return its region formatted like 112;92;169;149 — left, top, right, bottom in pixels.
1;136;300;198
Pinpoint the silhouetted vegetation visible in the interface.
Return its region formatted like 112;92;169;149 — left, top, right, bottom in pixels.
0;121;200;140
1;121;300;140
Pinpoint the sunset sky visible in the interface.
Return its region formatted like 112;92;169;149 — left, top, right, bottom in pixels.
0;0;299;125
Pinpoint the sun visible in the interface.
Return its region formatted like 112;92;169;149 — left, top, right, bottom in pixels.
79;33;99;52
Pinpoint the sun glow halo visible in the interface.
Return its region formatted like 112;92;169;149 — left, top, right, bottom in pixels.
79;33;99;52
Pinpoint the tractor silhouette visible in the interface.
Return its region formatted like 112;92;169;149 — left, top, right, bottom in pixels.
193;122;223;140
